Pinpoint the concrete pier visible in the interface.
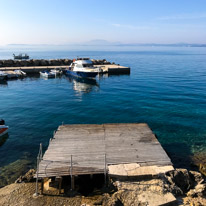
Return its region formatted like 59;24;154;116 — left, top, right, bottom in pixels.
0;64;130;74
0;58;130;74
0;66;69;74
94;64;130;74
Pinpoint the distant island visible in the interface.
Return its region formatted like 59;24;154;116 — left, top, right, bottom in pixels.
3;40;206;48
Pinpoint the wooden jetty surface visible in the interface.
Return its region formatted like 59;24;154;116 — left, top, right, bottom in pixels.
37;123;172;178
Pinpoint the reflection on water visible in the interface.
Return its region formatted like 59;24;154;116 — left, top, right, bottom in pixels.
0;134;9;147
66;75;99;93
0;80;8;87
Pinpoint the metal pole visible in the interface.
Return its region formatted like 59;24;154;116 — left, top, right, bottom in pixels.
70;155;73;190
33;143;42;197
40;143;42;160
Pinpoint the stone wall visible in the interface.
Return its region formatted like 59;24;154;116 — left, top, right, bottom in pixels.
0;59;112;67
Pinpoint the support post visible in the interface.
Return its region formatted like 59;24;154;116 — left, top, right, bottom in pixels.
40;179;44;195
70;155;74;190
58;177;62;195
104;153;107;187
71;176;75;191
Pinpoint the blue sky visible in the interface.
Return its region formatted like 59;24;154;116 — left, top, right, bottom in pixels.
0;0;206;45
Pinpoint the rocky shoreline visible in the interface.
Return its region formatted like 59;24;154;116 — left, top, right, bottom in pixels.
0;59;112;67
0;168;205;206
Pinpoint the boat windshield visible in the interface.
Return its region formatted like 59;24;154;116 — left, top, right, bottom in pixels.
83;64;93;67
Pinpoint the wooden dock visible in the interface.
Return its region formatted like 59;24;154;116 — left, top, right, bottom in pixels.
37;123;173;178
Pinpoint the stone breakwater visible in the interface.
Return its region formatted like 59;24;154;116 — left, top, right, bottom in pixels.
0;59;112;67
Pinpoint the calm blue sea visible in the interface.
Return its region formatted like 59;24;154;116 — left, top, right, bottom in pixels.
0;47;206;185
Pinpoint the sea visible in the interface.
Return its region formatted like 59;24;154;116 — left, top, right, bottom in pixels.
0;46;206;187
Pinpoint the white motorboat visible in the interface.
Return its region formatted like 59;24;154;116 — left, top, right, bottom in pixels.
0;71;7;81
66;58;102;79
14;69;27;77
50;68;63;76
4;71;18;79
0;119;8;137
40;70;55;78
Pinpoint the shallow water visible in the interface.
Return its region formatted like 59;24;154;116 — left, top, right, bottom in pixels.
0;47;206;186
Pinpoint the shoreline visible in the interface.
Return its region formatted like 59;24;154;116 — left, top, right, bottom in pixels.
0;167;205;205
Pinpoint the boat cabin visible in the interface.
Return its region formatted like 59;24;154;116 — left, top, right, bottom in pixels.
70;58;94;70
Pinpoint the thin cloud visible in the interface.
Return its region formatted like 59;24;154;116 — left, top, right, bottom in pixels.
111;23;151;30
158;13;206;20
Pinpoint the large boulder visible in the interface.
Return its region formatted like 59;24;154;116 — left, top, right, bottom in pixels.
40;59;48;66
165;169;206;196
3;59;14;67
33;59;41;66
50;59;60;66
15;169;35;183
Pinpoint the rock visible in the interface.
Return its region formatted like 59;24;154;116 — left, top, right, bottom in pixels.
15;169;35;183
40;59;48;66
187;184;206;197
63;59;71;65
165;169;192;194
102;193;123;206
33;59;41;66
189;170;204;185
0;58;111;67
199;164;206;176
50;59;59;66
165;169;206;199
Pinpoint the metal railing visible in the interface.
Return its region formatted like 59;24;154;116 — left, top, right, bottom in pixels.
33;143;42;197
34;143;108;194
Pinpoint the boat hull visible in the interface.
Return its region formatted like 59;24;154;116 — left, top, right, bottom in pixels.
0;76;6;81
0;126;8;137
66;70;98;79
40;72;55;78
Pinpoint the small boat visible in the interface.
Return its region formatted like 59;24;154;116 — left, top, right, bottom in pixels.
4;71;18;79
40;70;55;78
0;71;7;81
14;69;27;77
65;58;102;79
0;119;9;137
50;68;63;76
13;53;29;60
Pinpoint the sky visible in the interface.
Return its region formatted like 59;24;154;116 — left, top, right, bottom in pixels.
0;0;206;45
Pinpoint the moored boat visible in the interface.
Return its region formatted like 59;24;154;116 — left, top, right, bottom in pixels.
13;53;29;60
4;71;18;79
0;119;9;137
50;68;63;76
40;70;55;78
14;69;27;77
65;58;102;79
0;71;7;81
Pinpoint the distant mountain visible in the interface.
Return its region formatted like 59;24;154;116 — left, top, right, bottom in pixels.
82;39;122;46
4;42;206;48
80;41;206;47
113;43;206;47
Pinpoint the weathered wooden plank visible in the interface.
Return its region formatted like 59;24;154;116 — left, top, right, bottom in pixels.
37;123;172;178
